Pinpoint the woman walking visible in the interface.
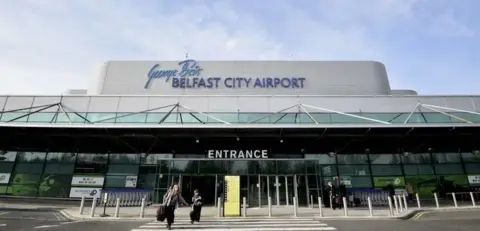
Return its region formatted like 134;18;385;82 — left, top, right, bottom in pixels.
163;184;189;230
190;189;203;224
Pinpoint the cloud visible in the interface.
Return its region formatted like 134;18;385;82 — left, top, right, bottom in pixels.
0;0;477;95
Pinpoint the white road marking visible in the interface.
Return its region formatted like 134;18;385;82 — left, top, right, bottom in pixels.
0;212;9;216
60;220;85;225
0;224;6;227
34;225;59;229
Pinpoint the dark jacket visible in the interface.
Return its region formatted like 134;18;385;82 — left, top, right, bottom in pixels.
192;194;203;207
163;190;188;207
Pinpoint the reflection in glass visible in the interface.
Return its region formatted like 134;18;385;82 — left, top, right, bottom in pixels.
76;153;108;164
0;151;17;162
171;160;199;174
46;152;76;163
227;160;248;174
338;165;370;176
433;153;461;163
461;152;480;163
371;165;402;175
141;154;172;165
401;153;431;164
109;154;140;164
369;154;401;164
337;154;368;164
17;152;46;162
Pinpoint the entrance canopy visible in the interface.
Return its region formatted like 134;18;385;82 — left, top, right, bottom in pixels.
1;124;479;155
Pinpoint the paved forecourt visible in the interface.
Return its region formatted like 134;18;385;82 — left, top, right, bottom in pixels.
130;218;337;231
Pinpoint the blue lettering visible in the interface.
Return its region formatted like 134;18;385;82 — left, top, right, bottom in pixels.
144;60;307;89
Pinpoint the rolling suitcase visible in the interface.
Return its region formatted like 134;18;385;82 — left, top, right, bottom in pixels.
156;205;166;222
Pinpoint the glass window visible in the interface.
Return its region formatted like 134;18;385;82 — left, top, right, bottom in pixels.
139;165;156;174
310;113;332;123
107;165;139;175
305;160;316;174
272;113;296;124
434;164;464;175
104;175;127;188
369;154;401;164
37;174;72;198
86;113;116;123
138;174;156;189
207;113;238;123
297;113;317;123
330;114;368;123
461;152;480;163
146;113;169;123
238;113;271;124
0;151;17;162
0;162;14;173
0;112;28;122
226;160;248;174
141;154;172;165
337;154;369;164
157;160;171;173
179;113;208;123
433;152;461;163
371;165;403;176
55;112;88;123
338;165;370;176
361;113;405;123
13;163;44;174
277;160;300;174
27;112;57;123
401;153;431;164
46;152;76;163
170;160;199;174
438;175;469;186
405;113;426;123
43;164;74;174
10;173;41;185
115;113;147;123
198;160;227;174
403;164;434;175
465;163;480;174
423;113;452;123
109;154;140;164
305;154;336;164
76;153;108;164
350;176;373;188
318;165;337;176
17;152;46;162
450;113;480;123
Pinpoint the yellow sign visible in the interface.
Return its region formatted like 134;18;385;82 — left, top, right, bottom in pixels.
223;175;241;216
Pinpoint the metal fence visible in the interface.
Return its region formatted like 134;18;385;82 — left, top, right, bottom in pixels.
99;188;152;207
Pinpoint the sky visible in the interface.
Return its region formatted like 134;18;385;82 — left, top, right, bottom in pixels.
0;0;478;95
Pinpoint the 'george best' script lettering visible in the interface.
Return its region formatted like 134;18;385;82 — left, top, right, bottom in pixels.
207;150;268;159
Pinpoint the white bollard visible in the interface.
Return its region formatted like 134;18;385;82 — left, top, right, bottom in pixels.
452;193;458;208
387;196;394;217
398;196;404;212
318;197;323;217
416;193;421;208
342;197;348;217
79;196;85;215
470;192;476;207
293;197;298;217
268;197;272;217
90;198;97;217
139;197;146;218
242;197;247;217
367;197;373;217
310;195;313;208
434;193;440;208
114;198;120;218
393;196;399;214
217;197;222;217
402;194;408;211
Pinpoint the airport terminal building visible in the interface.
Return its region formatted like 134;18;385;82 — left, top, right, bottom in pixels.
0;60;480;206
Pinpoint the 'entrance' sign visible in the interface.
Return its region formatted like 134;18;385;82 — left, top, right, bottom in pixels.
207;150;268;159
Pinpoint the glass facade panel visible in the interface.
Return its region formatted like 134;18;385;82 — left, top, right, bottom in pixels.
17;152;46;162
350;176;373;188
239;113;272;123
226;160;249;174
115;113;147;123
338;165;370;176
0;112;28;122
171;160;199;174
141;154;172;165
465;163;480;174
451;113;480;123
404;164;435;175
318;165;337;176
0;162;14;173
14;163;44;174
434;164;464;174
43;164;74;174
369;154;401;164
76;153;108;164
330;114;368;123
138;174;156;189
55;112;87;123
305;154;336;164
433;152;462;163
37;174;71;198
179;113;208;123
0;151;17;162
371;165;403;175
46;152;76;163
337;154;368;164
109;154;140;164
107;165;139;175
27;112;57;123
401;153;431;164
86;113;116;123
105;175;127;188
423;113;452;123
461;152;480;163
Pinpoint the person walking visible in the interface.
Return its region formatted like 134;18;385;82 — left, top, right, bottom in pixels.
190;189;203;224
163;184;189;230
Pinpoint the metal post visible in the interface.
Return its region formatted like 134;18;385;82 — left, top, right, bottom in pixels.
214;175;218;207
470;192;476;207
79;196;85;215
416;193;421;208
114;198;120;218
393;196;399;214
367;197;373;217
285;176;289;206
310;195;313;208
318;197;323;217
398;196;404;212
258;175;261;208
242;197;247;217
139;197;146;218
293;175;299;208
452;193;458;208
342;197;348;217
402;194;408;211
90;198;97;218
434;193;439;209
268;197;272;217
293;197;298;217
275;176;280;207
217;197;222;217
387;196;394;217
